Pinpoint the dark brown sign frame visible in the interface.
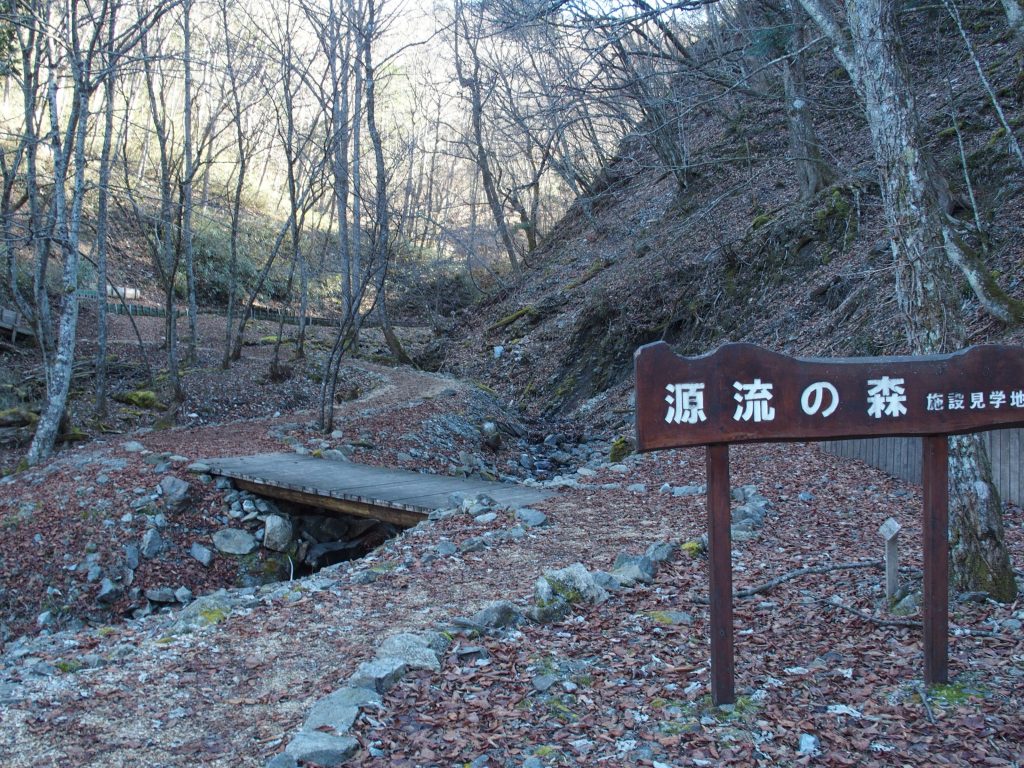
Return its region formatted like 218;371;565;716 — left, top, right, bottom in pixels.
633;341;1024;705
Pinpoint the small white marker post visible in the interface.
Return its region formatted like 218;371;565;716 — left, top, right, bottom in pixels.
879;517;901;602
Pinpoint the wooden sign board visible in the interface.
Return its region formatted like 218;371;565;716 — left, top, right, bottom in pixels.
636;342;1024;449
634;341;1024;705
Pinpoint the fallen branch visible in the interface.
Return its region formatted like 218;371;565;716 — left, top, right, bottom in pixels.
827;600;1014;639
917;683;937;725
690;560;883;604
828;599;922;628
736;560;883;599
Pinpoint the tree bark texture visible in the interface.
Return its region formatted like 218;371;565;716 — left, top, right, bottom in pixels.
798;0;1017;600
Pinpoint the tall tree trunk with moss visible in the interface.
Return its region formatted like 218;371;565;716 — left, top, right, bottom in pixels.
798;0;1017;600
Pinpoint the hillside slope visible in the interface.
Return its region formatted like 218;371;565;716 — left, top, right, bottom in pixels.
447;8;1024;434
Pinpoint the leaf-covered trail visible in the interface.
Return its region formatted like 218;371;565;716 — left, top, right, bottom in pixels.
1;437;1021;767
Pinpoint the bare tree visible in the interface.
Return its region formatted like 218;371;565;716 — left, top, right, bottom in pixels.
797;0;1017;600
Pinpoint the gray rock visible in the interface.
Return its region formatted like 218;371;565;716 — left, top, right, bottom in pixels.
213;528;258;555
474;512;498;525
482;421;501;450
471;600;525;630
285;732;359;766
140;528;164;559
532;674;557;692
122;441;146;453
610;553;657;586
174;586;193;604
645;541;678;563
515;508;547;528
96;578;123;604
145;587;178;604
186;462;211;474
265;755;298;768
626;483;647;493
86;565;103;583
672;485;705;497
303;687;381;735
158;475;191;512
174;594;233;630
537;563;609;605
460;536;487;554
263;515;294;552
349;658;408;693
377;634;441;671
124;544;140;570
798;733;819;756
36;611;53;628
892;591;921;616
190;542;215;567
435;540;457;557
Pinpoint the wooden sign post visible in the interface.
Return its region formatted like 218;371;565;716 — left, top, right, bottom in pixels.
634;342;1024;705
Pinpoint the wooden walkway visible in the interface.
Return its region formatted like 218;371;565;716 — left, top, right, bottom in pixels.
0;307;33;342
204;453;552;527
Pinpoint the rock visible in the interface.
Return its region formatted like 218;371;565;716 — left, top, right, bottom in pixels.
140;529;164;559
481;421;501;451
798;491;815;502
186;462;211;474
213;528;258;555
174;586;193;604
174;594;233;630
645;541;678;563
86;565;103;583
672;485;705;497
122;441;146;453
537;563;609;606
460;536;487;554
798;733;819;756
515;508;547;528
303;687;381;735
348;658;408;693
158;475;191;512
265;755;298;768
435;540;457;557
532;673;557;692
145;587;178;604
892;590;921;616
36;611;53;628
610;553;657;586
190;542;215;567
627;483;647;493
470;600;525;630
96;578;123;604
285;732;359;766
124;544;140;570
377;634;441;671
473;512;498;525
263;515;294;552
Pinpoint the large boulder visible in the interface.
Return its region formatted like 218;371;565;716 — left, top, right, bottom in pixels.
263;515;294;552
213;528;258;555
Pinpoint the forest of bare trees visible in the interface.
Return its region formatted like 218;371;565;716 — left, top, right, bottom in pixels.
1;0;1021;599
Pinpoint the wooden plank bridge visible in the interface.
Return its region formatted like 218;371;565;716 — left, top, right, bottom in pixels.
204;453;552;527
0;307;33;343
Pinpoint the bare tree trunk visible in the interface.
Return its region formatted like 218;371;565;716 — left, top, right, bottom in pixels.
798;0;1017;601
29;9;91;464
221;0;248;369
453;0;520;272
181;0;199;364
782;4;832;201
94;0;119;419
